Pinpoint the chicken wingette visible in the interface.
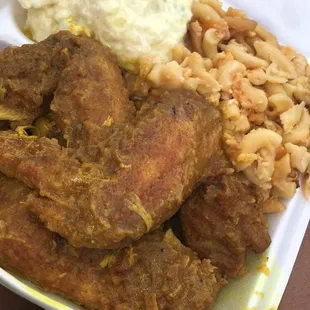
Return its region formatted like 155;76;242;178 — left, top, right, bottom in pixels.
180;173;271;276
0;31;133;142
0;90;222;249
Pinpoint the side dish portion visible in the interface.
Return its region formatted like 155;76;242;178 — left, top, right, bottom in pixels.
19;0;194;69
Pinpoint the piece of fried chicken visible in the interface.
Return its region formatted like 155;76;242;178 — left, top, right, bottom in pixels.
0;174;225;310
0;32;73;125
180;173;271;277
48;32;134;154
0;31;133;143
0;90;222;249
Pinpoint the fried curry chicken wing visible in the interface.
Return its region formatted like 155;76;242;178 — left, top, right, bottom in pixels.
180;173;271;277
0;175;225;310
0;31;133;139
0;90;222;249
0;32;78;125
50;33;133;152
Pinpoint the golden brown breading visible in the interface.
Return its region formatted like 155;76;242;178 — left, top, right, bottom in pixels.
0;175;225;310
0;32;78;125
0;90;222;249
180;173;271;277
50;33;134;154
0;31;133;140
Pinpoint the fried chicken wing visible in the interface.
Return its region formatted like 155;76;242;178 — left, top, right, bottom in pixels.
0;31;133;139
0;175;225;310
180;173;271;276
0;90;222;249
50;33;134;153
0;32;77;125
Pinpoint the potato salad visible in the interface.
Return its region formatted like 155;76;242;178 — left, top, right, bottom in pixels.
18;0;193;69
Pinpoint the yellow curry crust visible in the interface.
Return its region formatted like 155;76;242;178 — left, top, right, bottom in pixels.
180;173;271;277
0;175;225;310
0;89;222;249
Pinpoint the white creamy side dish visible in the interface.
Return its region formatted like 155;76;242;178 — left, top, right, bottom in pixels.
18;0;193;69
19;0;58;9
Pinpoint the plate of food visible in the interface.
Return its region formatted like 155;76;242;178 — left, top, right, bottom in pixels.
0;0;309;309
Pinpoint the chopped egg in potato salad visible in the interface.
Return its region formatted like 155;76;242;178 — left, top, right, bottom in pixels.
18;0;194;70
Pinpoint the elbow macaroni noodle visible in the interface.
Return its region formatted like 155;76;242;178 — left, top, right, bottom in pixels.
125;0;310;207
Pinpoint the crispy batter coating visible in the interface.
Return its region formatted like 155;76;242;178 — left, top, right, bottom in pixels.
0;90;222;249
0;32;78;125
49;33;133;153
0;175;225;310
180;173;271;276
0;31;133;140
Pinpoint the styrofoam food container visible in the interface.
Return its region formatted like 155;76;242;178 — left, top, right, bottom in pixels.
0;1;309;309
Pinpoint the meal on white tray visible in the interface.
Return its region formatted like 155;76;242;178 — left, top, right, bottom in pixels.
0;0;309;309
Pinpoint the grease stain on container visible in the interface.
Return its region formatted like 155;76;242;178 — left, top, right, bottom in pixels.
256;256;270;276
255;291;264;299
214;250;282;310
